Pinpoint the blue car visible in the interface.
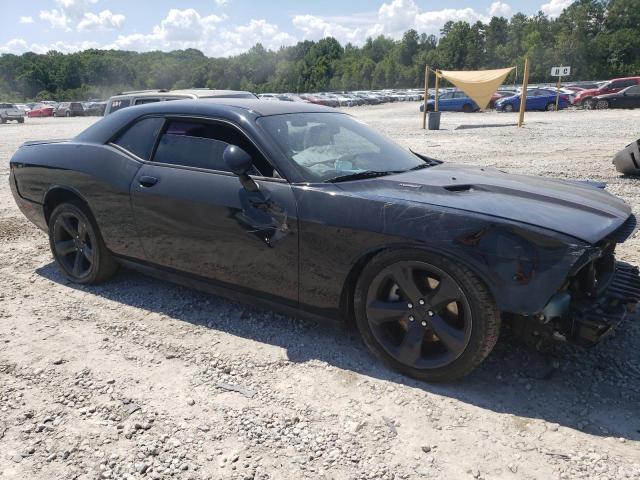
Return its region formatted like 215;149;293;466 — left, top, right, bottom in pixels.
419;91;479;112
495;88;570;112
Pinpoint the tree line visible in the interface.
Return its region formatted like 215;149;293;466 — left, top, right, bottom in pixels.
0;0;638;102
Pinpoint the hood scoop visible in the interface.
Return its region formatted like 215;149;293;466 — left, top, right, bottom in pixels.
444;184;475;192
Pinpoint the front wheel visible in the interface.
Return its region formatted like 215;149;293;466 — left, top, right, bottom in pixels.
546;102;557;111
503;104;514;112
354;249;501;382
595;99;609;110
462;104;473;113
48;201;118;284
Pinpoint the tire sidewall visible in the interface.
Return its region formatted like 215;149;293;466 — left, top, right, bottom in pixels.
48;202;106;284
354;249;499;381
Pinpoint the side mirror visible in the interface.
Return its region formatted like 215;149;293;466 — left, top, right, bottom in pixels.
223;145;253;175
223;145;258;192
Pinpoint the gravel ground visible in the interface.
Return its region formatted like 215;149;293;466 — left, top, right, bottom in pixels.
1;106;639;480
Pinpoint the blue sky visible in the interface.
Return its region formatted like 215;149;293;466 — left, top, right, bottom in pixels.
1;0;573;57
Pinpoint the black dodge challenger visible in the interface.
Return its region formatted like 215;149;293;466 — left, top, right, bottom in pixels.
9;99;640;381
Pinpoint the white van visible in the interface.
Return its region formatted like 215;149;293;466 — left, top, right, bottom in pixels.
104;88;257;115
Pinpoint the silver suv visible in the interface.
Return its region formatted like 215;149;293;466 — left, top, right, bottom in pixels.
104;89;257;115
0;103;25;124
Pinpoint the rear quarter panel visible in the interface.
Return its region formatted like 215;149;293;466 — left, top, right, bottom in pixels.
10;142;145;258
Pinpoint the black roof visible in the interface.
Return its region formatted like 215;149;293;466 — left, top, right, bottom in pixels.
76;98;339;144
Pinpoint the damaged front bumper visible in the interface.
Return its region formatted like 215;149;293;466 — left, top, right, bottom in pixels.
570;262;640;346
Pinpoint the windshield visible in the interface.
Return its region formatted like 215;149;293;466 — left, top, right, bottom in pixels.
257;113;424;182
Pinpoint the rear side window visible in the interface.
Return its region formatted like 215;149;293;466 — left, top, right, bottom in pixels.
152;120;274;176
113;117;165;160
109;99;130;113
135;98;161;105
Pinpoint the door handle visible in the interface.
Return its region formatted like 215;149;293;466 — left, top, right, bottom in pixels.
139;176;158;187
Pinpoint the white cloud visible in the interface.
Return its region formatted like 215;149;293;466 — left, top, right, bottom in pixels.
0;38;29;54
107;9;293;57
222;19;297;54
214;0;228;5
77;10;125;31
292;0;513;43
40;0;124;32
19;16;34;24
39;9;70;30
292;14;373;44
489;1;513;17
541;0;572;17
0;37;100;54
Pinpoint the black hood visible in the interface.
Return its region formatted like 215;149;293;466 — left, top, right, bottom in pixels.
336;163;632;244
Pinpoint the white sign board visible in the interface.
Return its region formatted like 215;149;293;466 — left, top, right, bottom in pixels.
551;66;571;77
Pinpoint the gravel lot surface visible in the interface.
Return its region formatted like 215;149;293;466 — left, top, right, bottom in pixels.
1;105;639;480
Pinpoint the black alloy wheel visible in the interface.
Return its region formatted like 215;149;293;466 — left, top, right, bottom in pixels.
49;201;118;284
354;250;500;381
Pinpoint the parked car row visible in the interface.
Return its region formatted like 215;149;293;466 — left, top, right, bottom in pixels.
2;100;108;119
572;76;640;107
258;89;424;107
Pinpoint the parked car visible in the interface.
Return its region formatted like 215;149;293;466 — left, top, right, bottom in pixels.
104;88;256;115
27;104;55;117
495;88;569;112
83;101;107;116
14;104;31;114
587;84;640;110
572;77;640;107
11;98;639;381
0;103;25;123
54;102;86;117
420;91;479;112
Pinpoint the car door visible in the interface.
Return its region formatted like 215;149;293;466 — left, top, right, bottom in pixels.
526;90;543;110
618;86;640;108
129;117;300;307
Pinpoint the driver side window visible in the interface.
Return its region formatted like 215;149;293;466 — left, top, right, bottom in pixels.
152;119;275;177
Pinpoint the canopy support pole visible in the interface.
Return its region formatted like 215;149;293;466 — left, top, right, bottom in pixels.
555;74;562;111
434;71;440;112
518;58;530;128
422;65;429;129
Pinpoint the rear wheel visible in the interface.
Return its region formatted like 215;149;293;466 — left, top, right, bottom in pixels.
0;116;5;124
65;111;71;117
48;201;118;284
18;118;24;123
546;102;557;111
354;249;501;381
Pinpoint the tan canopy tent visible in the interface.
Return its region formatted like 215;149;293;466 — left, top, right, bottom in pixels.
438;67;515;110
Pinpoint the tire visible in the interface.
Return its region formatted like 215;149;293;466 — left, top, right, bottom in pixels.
462;104;473;113
503;104;514;113
578;97;591;108
595;99;609;110
354;249;501;382
48;201;118;284
0;116;5;124
18;118;24;124
65;111;71;117
546;102;556;111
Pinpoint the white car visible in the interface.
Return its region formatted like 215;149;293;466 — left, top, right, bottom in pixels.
0;103;25;123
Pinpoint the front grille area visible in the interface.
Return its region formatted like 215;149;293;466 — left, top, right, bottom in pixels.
607;262;640;303
570;261;640;346
608;214;637;243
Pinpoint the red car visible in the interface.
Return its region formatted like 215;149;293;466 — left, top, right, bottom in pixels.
27;105;55;117
572;77;640;107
